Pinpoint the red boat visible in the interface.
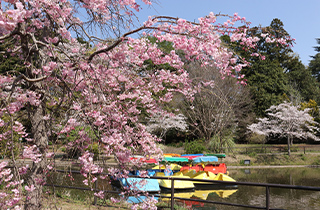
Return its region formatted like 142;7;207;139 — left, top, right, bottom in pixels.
129;156;157;164
180;163;227;174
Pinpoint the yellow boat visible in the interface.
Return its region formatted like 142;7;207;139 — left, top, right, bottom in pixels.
163;153;181;157
157;171;195;190
183;170;217;184
183;170;236;188
214;173;236;182
152;163;182;171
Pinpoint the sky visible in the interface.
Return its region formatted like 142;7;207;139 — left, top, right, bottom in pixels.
136;0;320;66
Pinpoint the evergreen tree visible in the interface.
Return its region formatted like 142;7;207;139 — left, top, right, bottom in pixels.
238;19;291;116
244;58;287;116
224;18;319;116
309;53;320;83
286;54;320;103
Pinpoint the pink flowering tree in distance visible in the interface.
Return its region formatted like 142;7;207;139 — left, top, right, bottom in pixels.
248;102;320;156
0;0;290;209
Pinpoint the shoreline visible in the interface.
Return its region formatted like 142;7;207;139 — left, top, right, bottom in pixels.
228;164;320;169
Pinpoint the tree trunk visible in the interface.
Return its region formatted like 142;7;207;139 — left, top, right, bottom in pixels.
25;101;48;210
287;135;291;156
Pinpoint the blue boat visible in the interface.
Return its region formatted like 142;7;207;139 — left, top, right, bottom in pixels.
119;177;160;192
118;170;160;192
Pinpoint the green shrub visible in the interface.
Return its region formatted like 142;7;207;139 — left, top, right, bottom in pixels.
248;152;257;157
184;139;206;154
208;134;235;153
312;157;320;165
86;143;100;160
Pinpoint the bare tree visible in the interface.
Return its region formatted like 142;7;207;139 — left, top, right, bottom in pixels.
181;62;253;152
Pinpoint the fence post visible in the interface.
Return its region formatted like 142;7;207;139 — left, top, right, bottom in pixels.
304;147;306;154
171;177;174;210
94;179;97;205
266;186;270;210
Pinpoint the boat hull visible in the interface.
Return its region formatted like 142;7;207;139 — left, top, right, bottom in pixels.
180;163;227;174
157;171;195;190
183;171;237;190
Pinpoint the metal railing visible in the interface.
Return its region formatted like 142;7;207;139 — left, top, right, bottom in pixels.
45;169;320;210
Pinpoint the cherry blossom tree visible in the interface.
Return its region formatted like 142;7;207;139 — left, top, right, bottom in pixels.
146;113;188;139
0;0;290;209
248;102;320;156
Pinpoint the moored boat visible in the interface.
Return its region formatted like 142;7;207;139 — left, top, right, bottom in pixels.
119;177;160;192
180;155;227;174
204;153;227;158
185;170;217;185
157;171;195;191
152;163;182;171
184;171;237;190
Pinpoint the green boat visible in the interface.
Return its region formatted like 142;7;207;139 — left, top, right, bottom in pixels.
204;154;226;158
161;157;189;163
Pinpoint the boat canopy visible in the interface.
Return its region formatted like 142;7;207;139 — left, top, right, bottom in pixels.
162;157;189;163
204;153;226;158
181;154;203;157
192;156;218;163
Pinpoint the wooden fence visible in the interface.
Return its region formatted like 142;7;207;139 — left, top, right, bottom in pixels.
223;144;320;155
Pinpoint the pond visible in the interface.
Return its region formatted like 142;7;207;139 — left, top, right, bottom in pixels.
46;167;320;210
188;167;320;210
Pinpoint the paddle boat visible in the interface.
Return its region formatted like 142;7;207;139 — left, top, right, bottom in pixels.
182;169;236;188
156;171;195;191
154;157;195;190
180;155;227;174
113;170;160;193
119;177;160;192
180;153;204;160
163;153;181;157
179;156;236;189
151;163;182;171
204;153;226;158
129;155;158;164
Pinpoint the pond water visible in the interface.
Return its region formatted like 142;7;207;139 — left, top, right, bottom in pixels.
47;167;320;210
188;167;320;210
